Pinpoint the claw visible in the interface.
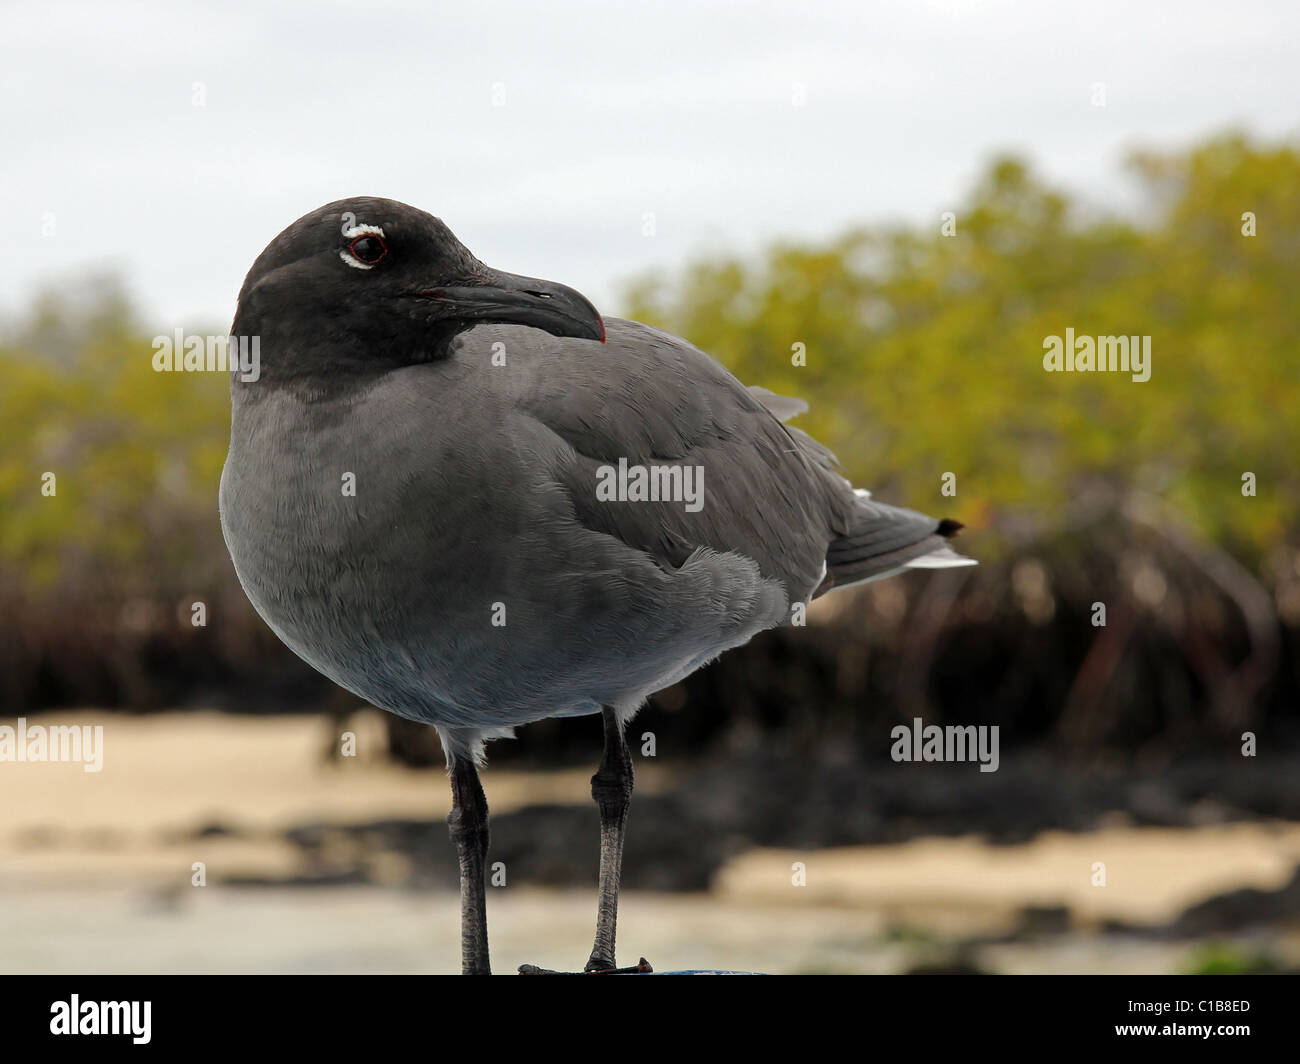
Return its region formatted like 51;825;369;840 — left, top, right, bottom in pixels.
518;957;653;975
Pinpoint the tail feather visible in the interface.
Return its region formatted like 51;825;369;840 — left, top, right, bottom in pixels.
751;384;975;595
906;545;978;569
817;498;973;596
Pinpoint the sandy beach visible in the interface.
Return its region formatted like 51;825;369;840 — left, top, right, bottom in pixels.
2;710;1298;974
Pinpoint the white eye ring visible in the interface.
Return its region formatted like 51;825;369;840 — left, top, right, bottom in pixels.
340;223;387;270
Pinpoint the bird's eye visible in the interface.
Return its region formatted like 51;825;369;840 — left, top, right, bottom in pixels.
348;235;388;265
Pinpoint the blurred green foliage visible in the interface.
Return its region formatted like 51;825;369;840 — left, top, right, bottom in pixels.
0;133;1296;739
624;133;1300;563
0;275;230;599
1183;940;1294;975
0;132;1295;605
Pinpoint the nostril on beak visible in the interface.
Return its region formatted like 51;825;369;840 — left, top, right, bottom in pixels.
525;290;553;300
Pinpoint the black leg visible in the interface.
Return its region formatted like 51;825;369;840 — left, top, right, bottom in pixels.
516;709;651;975
447;755;491;975
585;705;634;972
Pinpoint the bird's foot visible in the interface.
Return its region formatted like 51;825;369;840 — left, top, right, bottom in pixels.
517;957;653;975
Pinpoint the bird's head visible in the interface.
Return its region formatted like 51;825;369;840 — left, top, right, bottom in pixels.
231;196;605;380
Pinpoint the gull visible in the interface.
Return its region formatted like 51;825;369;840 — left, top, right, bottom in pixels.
219;197;973;974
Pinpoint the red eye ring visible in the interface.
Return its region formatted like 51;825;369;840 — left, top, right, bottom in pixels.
348;234;388;265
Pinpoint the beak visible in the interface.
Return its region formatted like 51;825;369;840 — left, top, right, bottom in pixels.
408;269;605;343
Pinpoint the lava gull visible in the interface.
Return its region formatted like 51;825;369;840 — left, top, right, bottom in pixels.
219;196;973;975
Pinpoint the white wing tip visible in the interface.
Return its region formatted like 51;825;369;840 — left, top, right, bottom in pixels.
906;548;978;570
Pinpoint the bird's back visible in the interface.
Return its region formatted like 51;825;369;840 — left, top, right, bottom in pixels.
219;316;950;731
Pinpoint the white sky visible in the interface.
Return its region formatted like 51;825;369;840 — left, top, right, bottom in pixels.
3;0;1297;330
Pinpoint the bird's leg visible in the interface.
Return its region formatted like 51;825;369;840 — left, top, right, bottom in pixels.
585;704;636;972
447;754;491;975
517;708;651;975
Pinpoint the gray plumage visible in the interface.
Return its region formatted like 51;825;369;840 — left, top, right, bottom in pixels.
219;198;971;765
219;197;973;974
